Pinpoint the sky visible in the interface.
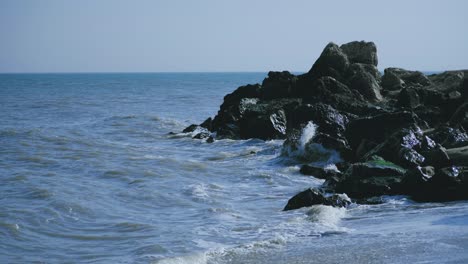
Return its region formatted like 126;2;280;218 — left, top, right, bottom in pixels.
0;0;467;73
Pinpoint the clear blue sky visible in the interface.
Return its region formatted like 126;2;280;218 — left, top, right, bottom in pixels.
1;0;467;73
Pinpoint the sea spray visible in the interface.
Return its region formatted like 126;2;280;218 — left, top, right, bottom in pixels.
282;121;342;164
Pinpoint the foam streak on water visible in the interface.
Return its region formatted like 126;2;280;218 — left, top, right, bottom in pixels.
1;73;468;264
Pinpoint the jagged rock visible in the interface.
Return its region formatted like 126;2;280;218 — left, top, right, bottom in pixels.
398;88;420;108
261;71;297;99
346;111;425;152
333;160;406;198
283;188;351;211
340;41;378;66
347;63;382;102
382;68;431;91
300;165;341;180
426;126;468;148
193;132;210;139
427;70;467;92
288;103;348;137
307;42;350;81
183;124;199;133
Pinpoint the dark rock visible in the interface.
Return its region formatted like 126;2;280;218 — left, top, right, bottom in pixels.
400;166;434;194
239;108;288;140
283;188;351;211
200;118;213;131
193;132;210;139
298;76;371;115
183;124;199;133
427;70;467;92
412;166;467;202
397;88;420;108
300;165;341;180
306;42;350;81
334;160;406;198
347;63;382;102
446;146;468;166
450;101;468;130
206;136;215;143
340;41;378;66
312;132;352;159
426;126;468;148
346;111;425;151
382;68;430;91
289;103;348;137
420;144;451;168
261;71;297;99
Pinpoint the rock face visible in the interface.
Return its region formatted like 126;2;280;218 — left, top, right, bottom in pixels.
181;40;468;206
283;188;351;211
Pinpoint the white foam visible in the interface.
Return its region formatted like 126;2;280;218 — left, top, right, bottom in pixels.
299;121;317;152
154;253;208;264
306;205;347;227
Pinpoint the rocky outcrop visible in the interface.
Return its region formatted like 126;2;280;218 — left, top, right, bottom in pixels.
181;40;468;207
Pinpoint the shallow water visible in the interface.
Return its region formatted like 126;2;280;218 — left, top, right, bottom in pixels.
1;73;467;263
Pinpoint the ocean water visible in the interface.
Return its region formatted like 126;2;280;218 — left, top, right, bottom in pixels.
1;73;468;264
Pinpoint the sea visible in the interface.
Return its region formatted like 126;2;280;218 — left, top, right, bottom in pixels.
1;73;468;264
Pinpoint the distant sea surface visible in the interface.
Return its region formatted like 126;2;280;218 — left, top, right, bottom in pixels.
1;73;468;264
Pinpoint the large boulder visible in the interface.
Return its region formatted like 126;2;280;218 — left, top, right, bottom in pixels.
300;165;341;180
333;160;407;198
345;111;426;153
283;188;351;211
306;42;350;82
346;63;382;102
340;41;378;66
261;71;297;99
381;68;431;91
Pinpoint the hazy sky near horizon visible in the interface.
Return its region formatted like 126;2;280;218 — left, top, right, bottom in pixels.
1;0;467;73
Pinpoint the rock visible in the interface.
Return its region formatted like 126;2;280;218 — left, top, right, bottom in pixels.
340;41;378;66
427;70;467;92
182;124;199;133
200;117;213;131
450;101;468;130
206;136;215;143
283;188;351;211
193;132;210;139
382;68;430;91
400;166;434;194
426;126;468;148
412;166;468;202
420;144;451;168
446;146;468;166
333;160;407;198
239;108;288;140
261;71;297;99
397;88;420;108
288;103;348;137
347;63;383;102
299;165;341;180
346;111;425;151
298;76;371;115
306;42;350;81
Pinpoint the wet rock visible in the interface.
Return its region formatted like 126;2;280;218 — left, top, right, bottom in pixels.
193;132;210;139
346;111;425;151
426;126;468;148
289;103;348;137
450;101;468;131
283;188;351;211
340;41;378;66
182;124;199;133
446;146;468;166
333;160;407;198
299;165;341;180
412;166;468;202
420;144;451;168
